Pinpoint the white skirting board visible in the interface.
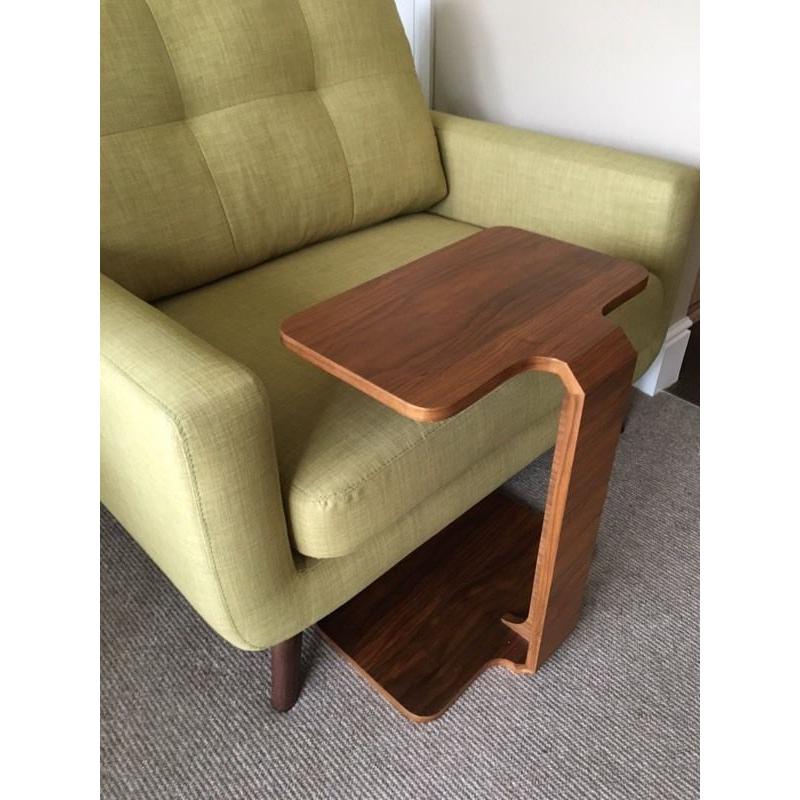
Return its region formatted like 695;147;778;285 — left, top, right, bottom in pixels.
635;317;693;396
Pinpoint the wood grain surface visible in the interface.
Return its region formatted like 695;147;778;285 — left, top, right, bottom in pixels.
319;492;541;722
281;226;647;422
282;227;647;721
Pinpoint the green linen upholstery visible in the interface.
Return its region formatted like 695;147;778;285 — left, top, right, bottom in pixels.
100;0;699;652
102;212;666;649
101;274;293;648
100;0;445;301
431;111;700;323
157;213;665;560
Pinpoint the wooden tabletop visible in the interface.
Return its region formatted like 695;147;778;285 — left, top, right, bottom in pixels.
280;226;648;422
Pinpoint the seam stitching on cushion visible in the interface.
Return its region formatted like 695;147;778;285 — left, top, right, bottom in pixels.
101;352;259;649
291;422;446;503
293;411;560;559
100;71;418;138
141;0;187;119
140;0;240;266
291;378;565;506
185;122;242;266
295;0;357;227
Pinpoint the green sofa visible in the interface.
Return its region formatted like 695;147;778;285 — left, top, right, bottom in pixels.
100;0;699;709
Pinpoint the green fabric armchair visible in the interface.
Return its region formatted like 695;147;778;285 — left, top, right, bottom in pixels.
100;0;698;708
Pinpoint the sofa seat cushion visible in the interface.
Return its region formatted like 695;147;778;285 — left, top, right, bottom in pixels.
157;213;665;558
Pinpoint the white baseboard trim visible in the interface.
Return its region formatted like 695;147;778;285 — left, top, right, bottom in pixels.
635;316;693;396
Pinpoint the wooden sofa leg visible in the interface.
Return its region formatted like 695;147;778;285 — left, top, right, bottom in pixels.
270;632;304;712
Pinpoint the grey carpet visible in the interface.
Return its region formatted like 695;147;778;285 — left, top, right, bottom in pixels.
101;390;699;800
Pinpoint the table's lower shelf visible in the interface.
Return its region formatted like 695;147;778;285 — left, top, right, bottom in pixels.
318;491;544;723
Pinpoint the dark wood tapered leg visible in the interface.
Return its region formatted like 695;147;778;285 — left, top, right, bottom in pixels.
270;632;303;712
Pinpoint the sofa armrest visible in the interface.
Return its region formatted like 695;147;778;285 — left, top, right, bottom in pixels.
100;275;294;650
430;111;699;316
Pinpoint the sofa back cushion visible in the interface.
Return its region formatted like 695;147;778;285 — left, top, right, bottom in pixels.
101;0;447;300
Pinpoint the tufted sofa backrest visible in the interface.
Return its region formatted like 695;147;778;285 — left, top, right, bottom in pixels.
101;0;447;300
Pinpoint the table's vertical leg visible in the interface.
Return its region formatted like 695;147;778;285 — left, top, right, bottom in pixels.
505;326;637;670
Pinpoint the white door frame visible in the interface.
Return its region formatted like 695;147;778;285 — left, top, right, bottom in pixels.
394;0;433;105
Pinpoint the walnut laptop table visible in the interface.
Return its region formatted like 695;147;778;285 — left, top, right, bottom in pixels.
281;226;648;722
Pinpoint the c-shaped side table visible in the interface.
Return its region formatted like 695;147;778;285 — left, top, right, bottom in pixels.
281;226;648;722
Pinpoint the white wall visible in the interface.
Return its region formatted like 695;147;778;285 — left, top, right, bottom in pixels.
433;0;699;319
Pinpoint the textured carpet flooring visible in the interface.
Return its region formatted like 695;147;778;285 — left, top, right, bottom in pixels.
101;390;699;799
